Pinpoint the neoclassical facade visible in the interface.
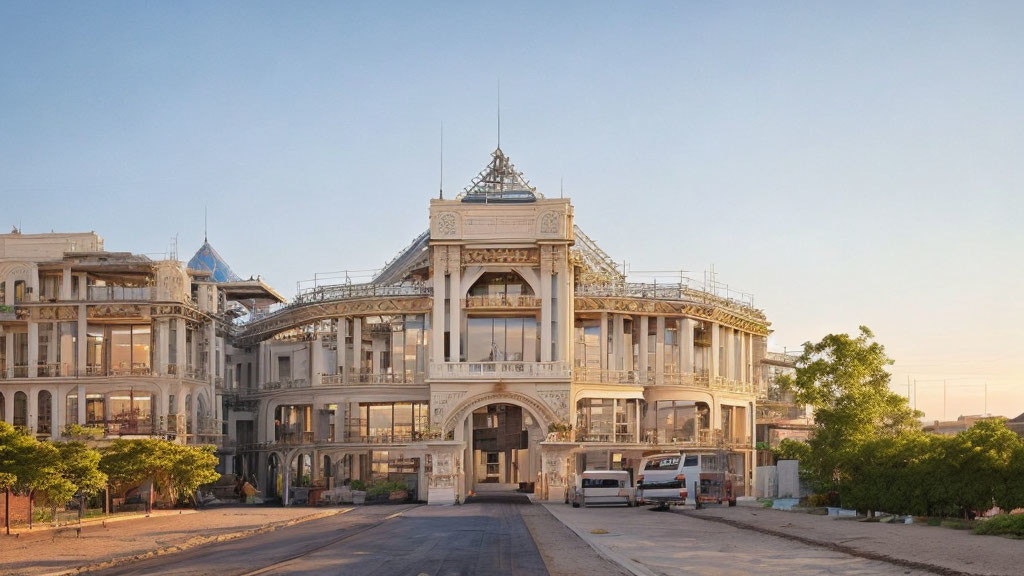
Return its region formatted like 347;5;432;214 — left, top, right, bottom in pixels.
0;148;773;505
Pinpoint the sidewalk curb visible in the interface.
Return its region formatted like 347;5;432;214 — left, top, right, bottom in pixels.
7;509;199;537
682;510;979;576
36;508;349;576
541;504;658;576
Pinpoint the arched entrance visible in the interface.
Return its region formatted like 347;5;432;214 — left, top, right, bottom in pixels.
467;403;541;490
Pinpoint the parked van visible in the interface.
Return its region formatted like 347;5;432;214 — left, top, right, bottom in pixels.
569;470;635;508
636;452;737;507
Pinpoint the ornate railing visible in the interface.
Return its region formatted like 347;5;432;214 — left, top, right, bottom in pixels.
263;378;310;391
573;367;653;385
87;286;152;301
462;295;541;309
294;281;432;305
575;281;762;319
429;361;571;380
320;370;425;386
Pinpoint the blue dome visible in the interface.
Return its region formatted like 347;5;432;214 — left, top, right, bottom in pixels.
187;241;242;283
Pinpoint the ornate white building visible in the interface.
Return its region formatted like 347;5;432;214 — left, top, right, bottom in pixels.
0;148;772;505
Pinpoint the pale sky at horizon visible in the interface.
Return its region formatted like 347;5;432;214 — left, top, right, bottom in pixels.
2;2;1022;422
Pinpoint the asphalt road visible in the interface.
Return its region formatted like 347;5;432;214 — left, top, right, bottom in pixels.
86;499;550;576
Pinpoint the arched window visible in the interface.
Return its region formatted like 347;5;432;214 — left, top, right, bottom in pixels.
468;272;534;298
13;391;27;427
37;390;52;434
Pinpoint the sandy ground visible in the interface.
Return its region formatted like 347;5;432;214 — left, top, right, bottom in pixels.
520;501;631;576
545;502;938;576
0;506;343;576
688;506;1024;576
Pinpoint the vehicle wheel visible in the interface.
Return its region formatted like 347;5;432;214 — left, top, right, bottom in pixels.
572;500;580;508
728;499;737;507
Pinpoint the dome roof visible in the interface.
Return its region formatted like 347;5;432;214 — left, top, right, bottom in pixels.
187;241;242;283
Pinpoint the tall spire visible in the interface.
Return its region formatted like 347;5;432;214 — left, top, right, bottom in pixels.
439;121;444;200
497;79;501;150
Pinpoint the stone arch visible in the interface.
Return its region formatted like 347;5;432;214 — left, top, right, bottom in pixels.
442;390;558;435
461;267;541;299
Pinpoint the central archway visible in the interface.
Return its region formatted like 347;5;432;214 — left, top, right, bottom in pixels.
443;392;557;495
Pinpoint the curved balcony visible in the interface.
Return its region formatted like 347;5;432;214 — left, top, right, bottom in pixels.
320;369;425;386
429;361;570;380
462;295;541;310
572;368;653;385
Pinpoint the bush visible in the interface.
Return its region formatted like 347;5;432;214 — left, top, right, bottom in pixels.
973;514;1024;537
350;479;367;491
367;481;407;498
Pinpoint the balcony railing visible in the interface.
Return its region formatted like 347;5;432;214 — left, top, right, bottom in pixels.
462;295;541;309
572;367;653;385
319;370;425;386
276;430;316;445
429;361;571;380
263;378;310;391
87;286;152;301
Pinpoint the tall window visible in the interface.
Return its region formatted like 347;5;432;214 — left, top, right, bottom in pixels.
467;317;538;362
574;319;601;370
109;324;151;374
656;400;710;443
577;398;639;442
359;401;430;441
664;319;679;373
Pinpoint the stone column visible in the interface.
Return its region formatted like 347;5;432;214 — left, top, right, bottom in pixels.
655;316;665;384
6;331;15;379
448;247;462;363
431;249;446;364
599;312;608;371
710;323;721;380
50;386;62;440
681;318;694;374
310;335;323;386
60;267;72;300
638;316;649;383
612;314;624;371
77;383;87;426
27;387;38;433
351;319;362;374
540;245;552;362
27;321;38;378
175;318;186;374
337;317;348;377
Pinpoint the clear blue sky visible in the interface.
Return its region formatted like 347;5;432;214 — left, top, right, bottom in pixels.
2;1;1022;420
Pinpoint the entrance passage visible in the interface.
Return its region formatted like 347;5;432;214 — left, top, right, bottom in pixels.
472;404;532;490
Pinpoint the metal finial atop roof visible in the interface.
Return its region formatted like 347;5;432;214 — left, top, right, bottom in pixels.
457;148;540;203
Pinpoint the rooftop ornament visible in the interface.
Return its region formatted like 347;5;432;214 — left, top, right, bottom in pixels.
457;148;540;203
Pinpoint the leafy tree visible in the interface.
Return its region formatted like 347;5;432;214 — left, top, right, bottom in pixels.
779;326;921;492
946;419;1020;516
0;423;106;517
773;438;811;462
100;439;220;505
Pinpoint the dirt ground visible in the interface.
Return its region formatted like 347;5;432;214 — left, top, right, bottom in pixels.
688;506;1024;576
0;506;343;576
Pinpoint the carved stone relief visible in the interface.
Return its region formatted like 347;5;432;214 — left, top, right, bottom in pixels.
539;211;560;235
461;248;539;265
537;389;570;422
430;390;468;424
436;213;458;238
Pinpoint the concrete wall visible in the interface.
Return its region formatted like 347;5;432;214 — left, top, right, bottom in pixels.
777;459;801;498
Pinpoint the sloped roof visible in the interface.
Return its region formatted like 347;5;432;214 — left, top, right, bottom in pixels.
458;148;541;203
187;241;242;283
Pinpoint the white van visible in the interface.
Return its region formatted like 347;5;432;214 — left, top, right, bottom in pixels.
569;470;635;508
636;453;706;506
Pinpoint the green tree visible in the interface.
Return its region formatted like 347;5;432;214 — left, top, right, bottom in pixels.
100;438;220;505
779;326;920;492
946;419;1019;516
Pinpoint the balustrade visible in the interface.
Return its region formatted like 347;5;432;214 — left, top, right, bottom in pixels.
429;361;571;380
461;295;541;309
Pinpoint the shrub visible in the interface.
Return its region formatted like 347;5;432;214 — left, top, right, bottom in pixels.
350;479;367;491
367;481;407;497
973;514;1024;537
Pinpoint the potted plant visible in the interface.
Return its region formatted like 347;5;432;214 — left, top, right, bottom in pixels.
351;480;367;505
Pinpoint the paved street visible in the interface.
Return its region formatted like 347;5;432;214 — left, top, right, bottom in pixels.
85;498;554;576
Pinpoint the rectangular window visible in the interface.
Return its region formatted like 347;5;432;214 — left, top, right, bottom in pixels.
278;356;291;380
664;319;679;374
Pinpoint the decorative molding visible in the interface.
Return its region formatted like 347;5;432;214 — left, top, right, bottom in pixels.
539;211;559;235
462;248;539;266
87;304;147;319
430;390;468;425
537;388;570;422
442;390;558;434
436;213;458;238
574;296;770;335
34;306;78;321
